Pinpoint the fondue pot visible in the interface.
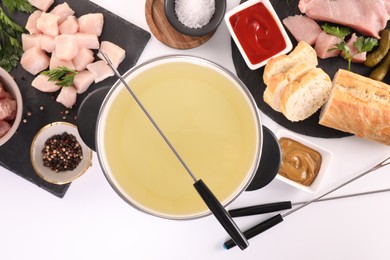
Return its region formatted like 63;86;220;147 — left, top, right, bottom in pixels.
77;55;280;220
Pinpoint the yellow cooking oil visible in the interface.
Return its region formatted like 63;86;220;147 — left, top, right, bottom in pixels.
103;61;259;218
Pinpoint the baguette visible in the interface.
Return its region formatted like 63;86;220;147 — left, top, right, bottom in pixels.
281;68;332;122
319;69;390;146
263;41;318;85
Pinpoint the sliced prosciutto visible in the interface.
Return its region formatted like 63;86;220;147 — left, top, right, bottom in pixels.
283;15;322;45
299;0;390;38
314;31;342;59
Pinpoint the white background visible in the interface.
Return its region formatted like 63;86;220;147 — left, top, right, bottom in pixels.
1;0;390;259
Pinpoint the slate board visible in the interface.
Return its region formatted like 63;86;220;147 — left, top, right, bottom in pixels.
232;0;390;138
0;0;151;198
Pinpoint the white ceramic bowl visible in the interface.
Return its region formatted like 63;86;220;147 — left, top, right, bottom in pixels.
0;67;23;146
30;122;93;184
224;0;292;70
275;129;332;194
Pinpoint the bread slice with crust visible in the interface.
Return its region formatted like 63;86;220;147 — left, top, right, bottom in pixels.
280;67;332;122
263;41;318;85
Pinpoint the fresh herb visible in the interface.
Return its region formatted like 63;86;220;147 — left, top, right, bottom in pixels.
0;0;34;72
41;67;78;87
321;23;350;40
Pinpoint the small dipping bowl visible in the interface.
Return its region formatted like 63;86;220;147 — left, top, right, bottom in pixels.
275;129;333;194
225;0;292;70
0;67;23;146
30;122;93;184
164;0;226;37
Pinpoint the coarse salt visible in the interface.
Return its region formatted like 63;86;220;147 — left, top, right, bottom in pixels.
175;0;216;29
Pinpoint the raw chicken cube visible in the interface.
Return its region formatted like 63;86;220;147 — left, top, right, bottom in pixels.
97;41;126;69
56;86;77;108
283;15;322;45
28;0;54;12
78;13;104;36
25;10;42;34
314;31;342;59
0;98;17;121
50;51;75;70
20;47;50;75
340;33;367;63
0;121;11;138
59;15;79;35
54;34;79;61
32;75;61;92
74;33;100;49
36;12;60;37
87;60;114;83
50;2;75;24
73;48;94;71
22;34;41;51
40;34;55;53
73;70;95;94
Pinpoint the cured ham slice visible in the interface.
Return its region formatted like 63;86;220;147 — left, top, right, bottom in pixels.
32;75;61;92
78;13;104;36
56;86;77;108
59;16;79;35
73;70;95;94
54;34;79;61
36;12;60;37
314;31;342;59
340;33;366;63
73;48;94;71
282;15;322;45
25;10;42;34
97;41;126;68
20;47;50;75
50;2;75;24
28;0;54;12
87;60;114;83
299;0;390;38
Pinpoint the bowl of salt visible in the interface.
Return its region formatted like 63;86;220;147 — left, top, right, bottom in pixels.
164;0;226;37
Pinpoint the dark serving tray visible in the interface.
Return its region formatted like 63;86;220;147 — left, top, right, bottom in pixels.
0;0;150;197
232;0;390;138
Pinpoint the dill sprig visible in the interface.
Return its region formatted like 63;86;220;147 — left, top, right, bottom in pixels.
41;67;79;87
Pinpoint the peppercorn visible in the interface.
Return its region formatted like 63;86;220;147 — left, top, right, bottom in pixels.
42;132;83;172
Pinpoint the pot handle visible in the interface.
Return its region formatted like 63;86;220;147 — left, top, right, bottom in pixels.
77;86;111;151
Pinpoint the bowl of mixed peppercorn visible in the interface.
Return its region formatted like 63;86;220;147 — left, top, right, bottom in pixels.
30;122;92;184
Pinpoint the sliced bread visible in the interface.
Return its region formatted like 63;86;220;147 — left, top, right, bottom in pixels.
263;62;314;112
263;41;318;85
280;68;332;122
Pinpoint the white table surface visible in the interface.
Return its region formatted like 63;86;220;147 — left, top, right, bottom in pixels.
1;1;390;259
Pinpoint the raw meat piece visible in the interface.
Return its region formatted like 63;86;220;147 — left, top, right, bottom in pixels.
28;0;54;12
73;48;94;71
50;2;75;24
0;84;7;99
40;34;55;53
22;34;41;51
97;41;126;69
50;51;75;70
20;47;50;75
56;86;77;108
340;33;366;63
74;33;100;49
0;98;17;121
59;16;79;35
78;13;104;36
73;70;95;94
25;10;42;34
86;60;114;83
54;34;79;61
314;31;342;59
31;75;61;92
0;121;11;138
282;15;322;45
36;12;60;37
299;0;390;38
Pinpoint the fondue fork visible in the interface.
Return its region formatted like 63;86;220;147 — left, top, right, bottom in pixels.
224;156;390;249
100;52;249;250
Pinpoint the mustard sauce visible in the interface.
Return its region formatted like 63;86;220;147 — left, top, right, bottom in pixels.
278;137;322;186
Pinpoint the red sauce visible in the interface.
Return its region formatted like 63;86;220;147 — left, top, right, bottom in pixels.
229;2;287;65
